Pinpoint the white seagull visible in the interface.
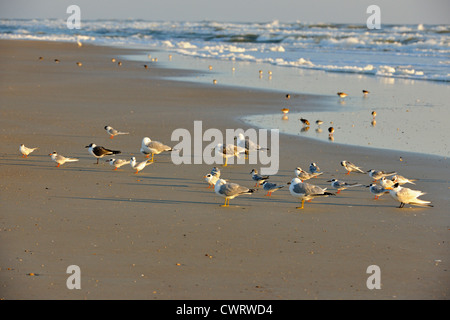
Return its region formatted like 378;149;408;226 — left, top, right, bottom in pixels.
327;178;362;194
104;125;129;139
105;158;130;170
385;183;433;208
295;167;323;181
85;143;121;164
234;133;267;159
262;181;285;196
213;143;246;167
288;177;335;209
49;151;79;167
214;179;255;207
380;177;395;189
19;144;38;158
140;137;173;162
341;160;365;175
130;156;153;174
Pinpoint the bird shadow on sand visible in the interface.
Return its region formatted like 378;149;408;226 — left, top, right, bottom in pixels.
53;195;218;206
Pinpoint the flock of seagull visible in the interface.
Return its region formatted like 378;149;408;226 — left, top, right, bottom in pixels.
19;124;433;210
204;157;433;209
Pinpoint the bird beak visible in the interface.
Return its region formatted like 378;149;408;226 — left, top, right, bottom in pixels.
365;185;370;188
385;187;393;190
287;182;291;185
326;180;332;182
85;145;89;148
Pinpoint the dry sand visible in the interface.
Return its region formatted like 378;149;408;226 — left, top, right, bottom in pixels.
0;40;448;300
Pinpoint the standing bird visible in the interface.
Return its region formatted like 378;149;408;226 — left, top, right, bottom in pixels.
341;160;365;175
210;166;221;178
380;177;395;189
204;173;219;189
281;108;290;114
214;179;255;207
250;169;270;187
366;183;389;200
235;133;268;159
105;158;130;171
49;151;79;167
288;177;335;209
140;137;173;162
130;156;152;174
19;144;38;158
262;181;285;196
315;120;324;126
363;90;370;95
213;143;246;167
367;169;397;182
104;125;129;139
385;183;433;208
371;111;377;121
295;167;323;181
85;143;121;164
337;92;348;98
327;178;362;194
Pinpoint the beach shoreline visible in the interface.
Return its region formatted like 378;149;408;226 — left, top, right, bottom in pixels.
0;39;448;300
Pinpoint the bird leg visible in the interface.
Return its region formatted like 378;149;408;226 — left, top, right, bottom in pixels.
399;202;405;208
220;198;229;207
56;163;60;167
296;199;305;209
223;157;228;167
337;190;341;194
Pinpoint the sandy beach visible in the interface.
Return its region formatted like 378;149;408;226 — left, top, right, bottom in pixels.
0;40;448;300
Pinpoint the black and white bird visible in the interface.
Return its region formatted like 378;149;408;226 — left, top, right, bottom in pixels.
341;160;365;175
366;183;389;200
204;173;220;189
85;143;121;164
250;169;270;187
104;125;129;139
210;166;221;178
390;174;416;185
262;181;285;196
214;179;255;207
288;177;335;209
327;178;362;194
309;162;321;174
385;183;433;208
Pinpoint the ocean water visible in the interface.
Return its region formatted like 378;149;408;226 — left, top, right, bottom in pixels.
1;19;449;157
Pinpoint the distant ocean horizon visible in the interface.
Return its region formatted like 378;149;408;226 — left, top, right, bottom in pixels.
1;19;449;82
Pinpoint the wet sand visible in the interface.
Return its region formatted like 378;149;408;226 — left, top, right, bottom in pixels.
0;40;448;300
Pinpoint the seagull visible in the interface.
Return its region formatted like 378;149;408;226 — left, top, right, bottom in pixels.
140;137;173;162
380;177;395;189
250;169;270;187
337;92;348;98
390;174;416;185
130;157;152;174
262;181;285;196
341;160;365;175
235;133;267;159
309;162;321;174
49;151;79;167
367;169;397;182
299;118;310;126
105;158;130;170
204;173;219;189
288;177;335;209
213;143;246;167
19;144;38;158
104;125;129;139
85;143;121;164
385;183;433;208
214;179;255;207
366;183;389;199
327;178;362;194
295;167;323;181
